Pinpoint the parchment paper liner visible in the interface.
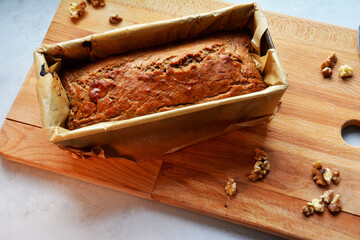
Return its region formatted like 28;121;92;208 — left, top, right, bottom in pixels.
34;3;288;162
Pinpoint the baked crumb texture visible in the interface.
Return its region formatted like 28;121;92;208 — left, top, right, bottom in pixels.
61;30;267;129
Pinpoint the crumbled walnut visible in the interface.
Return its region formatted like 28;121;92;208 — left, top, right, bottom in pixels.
263;160;271;171
321;190;335;204
332;170;340;184
338;65;353;78
69;1;87;19
321;52;337;69
254;148;268;161
313;169;328;186
303;191;343;217
87;0;105;7
302;203;315;217
328;194;341;213
313;161;322;169
309;198;325;212
249;149;270;182
109;14;123;24
225;178;237;197
321;67;332;78
311;162;338;186
248;171;261;182
311;161;322;175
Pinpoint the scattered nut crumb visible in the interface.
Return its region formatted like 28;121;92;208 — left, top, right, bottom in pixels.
249;148;270;182
69;1;87;19
321;52;337;69
320;190;335;204
332;170;341;184
87;0;105;7
321;67;332;78
109;14;123;24
338;65;353;78
328;194;342;213
225;178;237;197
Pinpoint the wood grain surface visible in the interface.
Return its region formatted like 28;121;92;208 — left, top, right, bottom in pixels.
1;0;360;239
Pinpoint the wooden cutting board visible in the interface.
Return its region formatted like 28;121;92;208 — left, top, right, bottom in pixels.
1;0;360;239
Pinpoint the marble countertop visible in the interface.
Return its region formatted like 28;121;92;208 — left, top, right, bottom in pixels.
0;1;359;239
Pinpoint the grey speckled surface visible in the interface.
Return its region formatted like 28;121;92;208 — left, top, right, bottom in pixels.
0;1;359;239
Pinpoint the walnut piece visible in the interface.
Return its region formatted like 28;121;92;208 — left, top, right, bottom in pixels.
328;194;341;213
338;65;353;78
321;67;332;78
313;161;322;169
332;170;341;184
225;178;237;197
313;169;328;186
69;1;87;19
321;52;337;69
302;203;315;217
303;190;342;217
323;168;332;185
311;161;322;175
249;149;270;182
254;148;268;161
311;161;338;186
87;0;105;7
309;198;325;212
109;14;123;24
320;190;335;204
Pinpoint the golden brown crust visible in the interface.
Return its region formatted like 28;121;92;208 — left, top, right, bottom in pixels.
61;30;267;130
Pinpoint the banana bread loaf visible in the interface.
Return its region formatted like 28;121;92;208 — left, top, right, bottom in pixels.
60;30;267;130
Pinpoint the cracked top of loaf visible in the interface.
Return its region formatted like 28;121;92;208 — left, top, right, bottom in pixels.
60;30;267;130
